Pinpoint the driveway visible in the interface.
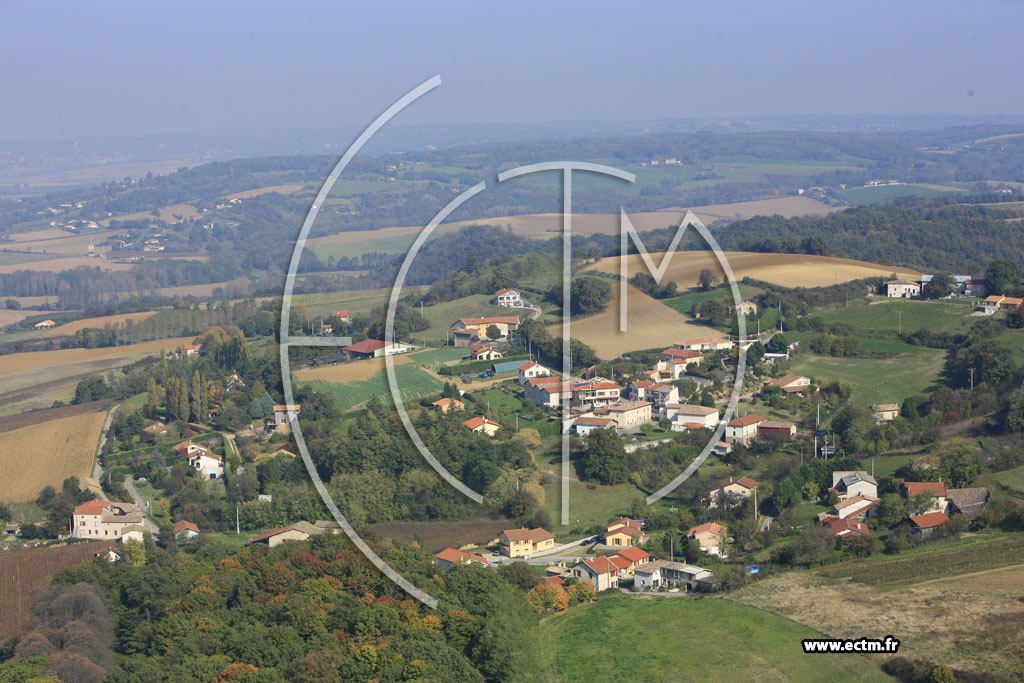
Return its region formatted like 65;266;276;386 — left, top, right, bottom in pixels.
123;475;160;534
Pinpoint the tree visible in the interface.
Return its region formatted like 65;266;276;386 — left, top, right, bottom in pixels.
190;370;207;422
3;298;20;310
698;268;715;291
579;429;630;485
1002;386;1024;433
985;258;1021;296
569;277;612;316
567;580;595;604
526;583;568;613
497;562;538;592
144;377;159;419
122;538;146;567
935;441;980;488
766;334;790;354
73;376;110;404
923;272;955;299
877;493;910;527
485;324;501;340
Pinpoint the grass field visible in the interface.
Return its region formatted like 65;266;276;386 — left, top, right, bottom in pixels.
298;361;444;412
417;294;525;345
221;182;307;200
0;407;106;503
99;201;200;225
0;256;134;274
791;347;946;407
584;251;921;290
39;311;157;338
526;592;890;682
810;299;975;335
286;286;426;319
549;283;712;359
839;183;965;205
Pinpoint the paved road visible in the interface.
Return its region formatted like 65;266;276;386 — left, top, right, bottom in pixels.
123;476;160;534
91;403;122;501
530;535;599;558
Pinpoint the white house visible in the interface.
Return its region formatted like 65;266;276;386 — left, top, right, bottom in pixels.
886;279;921;298
708;477;758;508
573;416;615;436
71;500;145;540
463;416;502;436
673;337;732;352
524;377;570;408
188;447;224;479
724;414;766;444
831;471;878;500
648;383;679;407
764;374;811;395
271;404;301;426
662;404;719;430
173;520;200;540
607;401;652;428
517;361;551;385
492;288;523;307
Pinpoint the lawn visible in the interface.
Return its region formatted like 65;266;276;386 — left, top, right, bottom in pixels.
809;299;974;335
791;346;946;408
660;284;763;317
418;294;521;345
525;592;890;682
299;362;443;412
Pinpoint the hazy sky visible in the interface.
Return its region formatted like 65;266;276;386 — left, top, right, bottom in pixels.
1;0;1022;141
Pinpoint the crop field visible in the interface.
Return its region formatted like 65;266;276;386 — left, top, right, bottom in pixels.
1;228;122;255
0;407;106;502
978;464;1024;504
839;183;965;205
222;182;307;200
585;251;921;290
527;592;889;682
0;308;52;327
0;256;134;274
660;283;764;319
39;311;157;337
733;570;1024;679
364;519;509;552
0;541;113;640
547;283;719;359
298;362;443;412
100;201;200;225
295;353;413;383
790;346;945;407
910;564;1024;594
810;299;975;335
288;286;428;319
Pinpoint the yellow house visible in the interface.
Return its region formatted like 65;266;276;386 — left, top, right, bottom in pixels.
604;518;645;546
450;315;521;340
498;527;555;557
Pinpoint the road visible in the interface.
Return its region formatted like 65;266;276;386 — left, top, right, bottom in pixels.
91;402;122;501
123;475;160;534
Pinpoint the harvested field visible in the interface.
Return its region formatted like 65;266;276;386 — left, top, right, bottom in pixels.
547;283;710;359
0;408;106;502
0;399;115;433
294;354;412;383
731;571;1024;678
0;309;50;326
2;228;121;255
364;519;510;552
0;336;193;378
0;256;133;274
222;182;306;200
584;251;921;289
39;311;157;338
0;542;112;640
0;294;59;307
910;564;1024;594
100;202;200;225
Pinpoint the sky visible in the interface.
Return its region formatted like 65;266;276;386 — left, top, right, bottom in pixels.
1;0;1023;141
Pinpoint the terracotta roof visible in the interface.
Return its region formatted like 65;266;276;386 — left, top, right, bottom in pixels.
518;361;537;370
608;555;632;570
579;556;619;575
677;336;730;345
463;416;501;430
543;575;566;585
682;422;704;429
758;420;796;430
173;520;199;534
822;517;870;536
632;380;653;389
494;288;519;296
909;512;949;529
73;499;111;515
431;398;464;408
575;417;613;427
248;521;320;544
903;481;947;498
766;374;808;388
527;376;562;387
331;310;349;317
608;401;651;412
687;522;724;537
344;339;389;354
272;404;301;412
606;525;642;537
613;546;650;563
501;527;554;543
607;517;641;530
457;316;520;325
588;381;622;390
661;348;702;359
435;547;488;566
710;477;758;493
728;414;766;427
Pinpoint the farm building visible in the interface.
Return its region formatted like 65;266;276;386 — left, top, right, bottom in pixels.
71;500;144;540
724;414;766;445
982;295;1023;310
872;403;899;422
757;420;797;440
498;527;555;558
248;521;323;547
945;487;989;520
573;416;615;436
343;339;413;359
818;516;870;537
906;512;949;538
450;315;520;345
435;547;489;571
886;279;921;298
492;288;523;307
764;374;811;395
823;494;880;521
33;319;56;329
708;477;758;508
463;416;502;436
492;359;525;375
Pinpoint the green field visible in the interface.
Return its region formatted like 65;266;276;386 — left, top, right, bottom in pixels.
791;346;945;407
526;593;890;682
287;287;426;319
417;294;521;345
809;299;974;335
839;183;965;205
979;464;1024;504
661;284;762;317
300;362;444;412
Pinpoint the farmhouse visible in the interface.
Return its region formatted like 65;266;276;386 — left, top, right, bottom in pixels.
872;403;900;422
662;404;719;430
634;560;713;592
469;343;502;361
517;360;551;385
673;337;732;352
180;343;201;357
463;416;502;436
982;295;1024;311
607;400;652;428
757;420;797;440
143;422;168;436
173;520;200;540
764;374;811;395
901;481;948;514
573;416;615;436
71;500;145;540
435;547;489;571
825;495;880;521
33;319;56;329
686;522;724;555
188;446;224;479
886;279;921;298
331;310;350;322
498;527;555;558
248;521;323;547
570;556;620;592
450;315;520;345
492;288;523;307
431;397;464;413
725;414;766;445
655;349;702;379
708;477;758;508
945;487;989;520
907;511;949;538
271;404;301;426
831;471;878;500
818;516;870;538
343;339;413;359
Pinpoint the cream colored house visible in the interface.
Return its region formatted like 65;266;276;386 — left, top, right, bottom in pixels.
517;361;551;385
708;477;758;508
724;414;766;444
686;522;724;555
662;404;719;429
492;288;523;307
498;527;555;557
607;400;651;428
570;556;620;592
673;337;732;352
248;521;323;548
886;280;921;298
463;416;502;436
71;500;145;540
872;403;899;422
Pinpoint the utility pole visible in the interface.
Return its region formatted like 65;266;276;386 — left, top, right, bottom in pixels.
753;487;759;521
969;367;975;391
898;311;902;336
515;414;519;431
235;504;240;535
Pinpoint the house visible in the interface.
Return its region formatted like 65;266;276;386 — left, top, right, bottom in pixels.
492;288;523;307
173;520;200;540
71;500;145;540
248;521;323;547
498;527;555;557
826;495;880;520
832;471;878;500
737;300;758;316
142;422;168;436
662;404;719;430
964;278;986;298
312;520;344;535
571;379;623;409
188;447;224;479
872;403;900;422
982;295;1024;311
819;516;871;537
435;547;489;571
612;545;651;573
573;416;615;436
605;518;645;546
907;511;949;538
517;361;551;385
886;280;921;298
628;380;653;401
450;316;520;345
172;440;206;457
343;339;413;359
945;487;989;520
271;404;301;426
523;377;571;408
431;397;464;413
607;401;652;429
636;559;713;592
764;374;811;395
724;414;766;445
757;420;797;440
686;522;724;555
711;440;733;456
708;477;758;508
659;347;704;367
543;575;567;586
673;337;732;352
93;543;123;563
469;343;502;361
4;523;20;536
180;343;201;357
648;383;679;407
570;556;620;592
655;352;703;380
901;481;948;513
225;371;246;392
463;416;501;436
33;319;56;329
331;310;350;322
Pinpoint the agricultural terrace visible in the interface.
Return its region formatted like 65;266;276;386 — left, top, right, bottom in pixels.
0;406;106;503
527;592;890;682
